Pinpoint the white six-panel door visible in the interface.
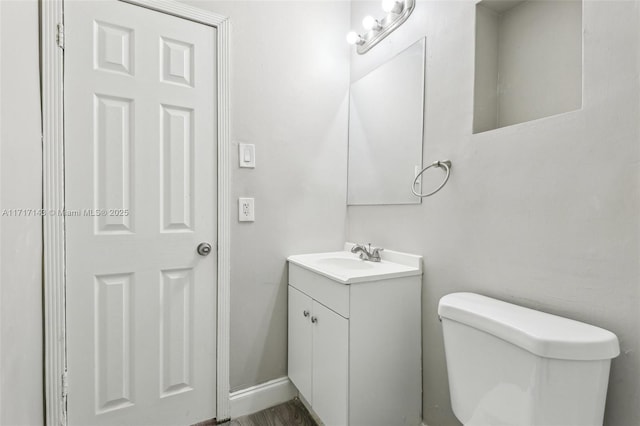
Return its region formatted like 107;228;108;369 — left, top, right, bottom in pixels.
64;1;217;424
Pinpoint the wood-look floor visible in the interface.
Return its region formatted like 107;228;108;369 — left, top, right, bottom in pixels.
227;399;318;426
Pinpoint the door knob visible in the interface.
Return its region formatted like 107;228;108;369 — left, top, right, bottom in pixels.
197;242;212;256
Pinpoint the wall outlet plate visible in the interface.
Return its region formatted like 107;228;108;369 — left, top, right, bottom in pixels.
239;143;255;168
238;197;255;222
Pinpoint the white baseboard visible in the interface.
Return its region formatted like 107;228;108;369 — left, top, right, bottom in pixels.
229;376;298;419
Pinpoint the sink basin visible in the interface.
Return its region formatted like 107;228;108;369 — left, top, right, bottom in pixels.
287;243;422;284
315;257;375;270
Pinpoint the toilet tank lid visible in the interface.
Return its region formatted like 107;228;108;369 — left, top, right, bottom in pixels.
438;292;620;361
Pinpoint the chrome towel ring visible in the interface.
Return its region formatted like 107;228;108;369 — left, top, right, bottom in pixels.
412;160;452;197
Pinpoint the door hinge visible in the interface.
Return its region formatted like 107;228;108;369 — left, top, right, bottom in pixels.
56;23;65;50
62;369;69;398
61;369;69;424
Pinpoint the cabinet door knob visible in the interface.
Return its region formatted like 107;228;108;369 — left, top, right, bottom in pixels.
303;310;310;317
311;316;318;324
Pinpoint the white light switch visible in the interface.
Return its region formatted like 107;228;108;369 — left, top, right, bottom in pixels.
239;143;255;168
238;198;255;222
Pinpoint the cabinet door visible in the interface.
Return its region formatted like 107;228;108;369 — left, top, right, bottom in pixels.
288;286;313;400
312;301;348;426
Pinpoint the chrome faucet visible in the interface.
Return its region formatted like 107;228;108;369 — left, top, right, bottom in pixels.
351;243;384;262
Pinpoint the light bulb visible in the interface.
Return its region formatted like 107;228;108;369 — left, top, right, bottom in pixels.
346;31;364;45
362;16;382;31
381;0;403;14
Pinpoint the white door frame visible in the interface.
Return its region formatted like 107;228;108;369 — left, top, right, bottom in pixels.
41;0;231;424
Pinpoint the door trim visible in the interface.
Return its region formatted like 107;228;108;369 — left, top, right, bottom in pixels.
41;1;231;424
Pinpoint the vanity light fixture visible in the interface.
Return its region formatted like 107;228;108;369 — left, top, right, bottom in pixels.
346;0;415;54
362;16;383;31
381;0;404;14
346;31;366;46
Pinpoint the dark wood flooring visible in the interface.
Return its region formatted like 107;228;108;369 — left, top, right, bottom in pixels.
226;399;318;426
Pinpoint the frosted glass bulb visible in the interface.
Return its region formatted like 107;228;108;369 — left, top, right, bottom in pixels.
382;0;403;13
362;16;379;31
346;31;362;45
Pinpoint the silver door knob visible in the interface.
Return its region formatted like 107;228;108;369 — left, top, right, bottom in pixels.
197;242;212;256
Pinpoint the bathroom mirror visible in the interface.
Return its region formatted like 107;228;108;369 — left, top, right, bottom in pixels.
347;38;425;205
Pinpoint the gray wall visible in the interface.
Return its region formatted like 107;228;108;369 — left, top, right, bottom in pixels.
0;0;44;424
183;0;351;391
348;1;640;425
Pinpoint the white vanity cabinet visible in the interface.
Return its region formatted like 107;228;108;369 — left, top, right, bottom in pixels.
287;246;422;426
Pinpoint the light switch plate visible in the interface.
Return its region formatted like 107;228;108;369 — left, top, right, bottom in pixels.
238;197;255;222
239;143;255;168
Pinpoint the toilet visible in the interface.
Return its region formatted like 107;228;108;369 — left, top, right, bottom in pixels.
438;292;620;426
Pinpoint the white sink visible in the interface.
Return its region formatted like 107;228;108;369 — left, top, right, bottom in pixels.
315;257;376;270
287;243;422;284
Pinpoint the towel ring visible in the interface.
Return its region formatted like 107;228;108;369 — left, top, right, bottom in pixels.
412;160;452;197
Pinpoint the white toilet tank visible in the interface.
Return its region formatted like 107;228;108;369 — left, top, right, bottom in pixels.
438;292;620;426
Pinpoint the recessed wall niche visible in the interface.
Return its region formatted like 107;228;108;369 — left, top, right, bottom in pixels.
473;0;582;133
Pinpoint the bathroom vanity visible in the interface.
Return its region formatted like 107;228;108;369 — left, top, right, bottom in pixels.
287;244;423;426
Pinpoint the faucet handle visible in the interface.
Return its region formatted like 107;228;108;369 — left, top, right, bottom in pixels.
371;247;384;261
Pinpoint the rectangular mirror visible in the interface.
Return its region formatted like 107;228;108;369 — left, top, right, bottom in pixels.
347;38;426;205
